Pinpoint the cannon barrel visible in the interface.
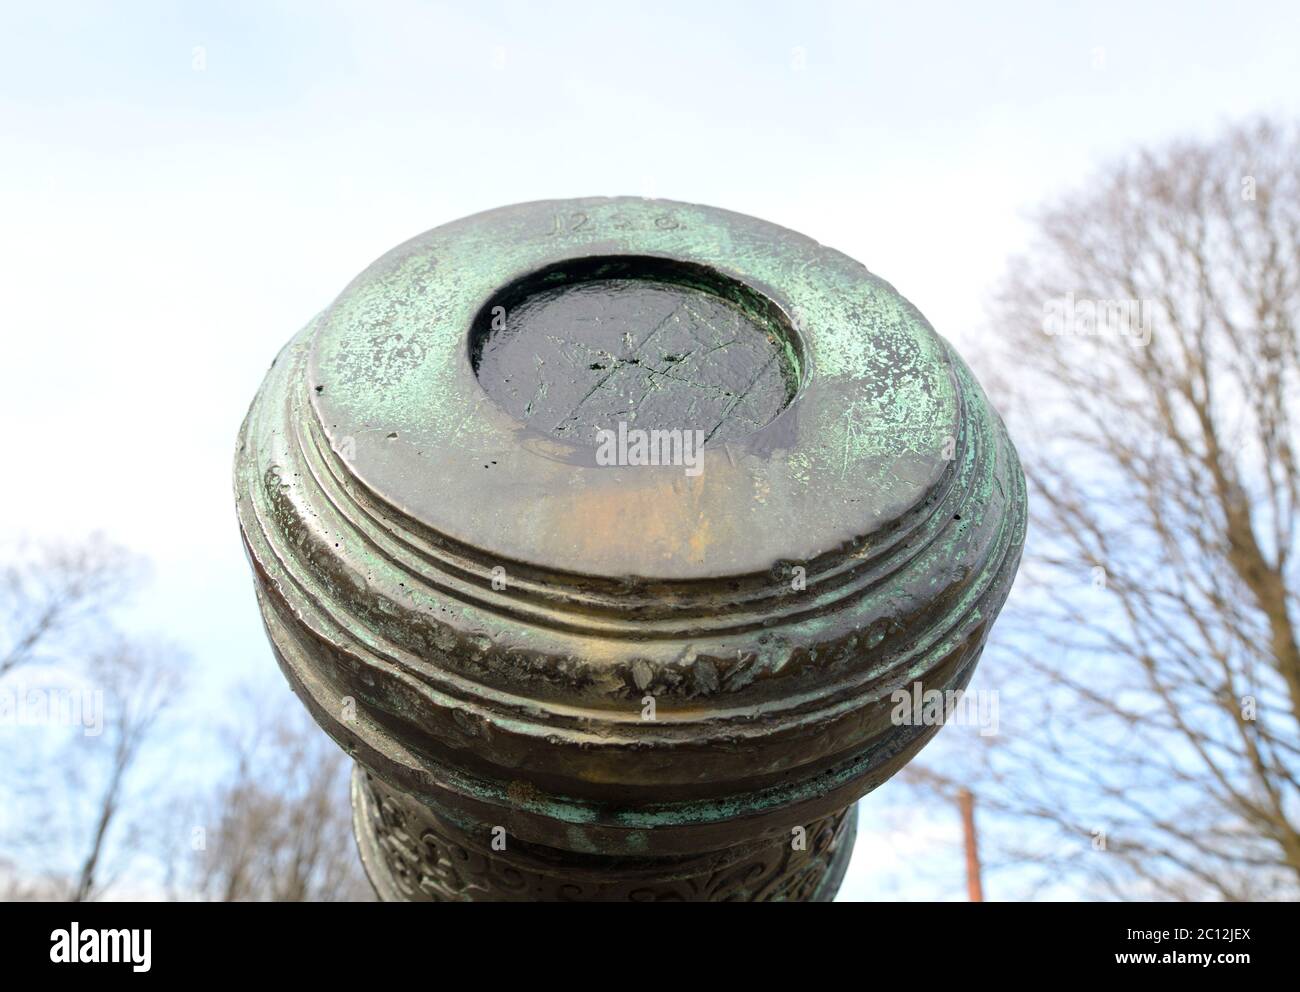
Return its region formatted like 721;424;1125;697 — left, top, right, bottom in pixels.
234;197;1026;901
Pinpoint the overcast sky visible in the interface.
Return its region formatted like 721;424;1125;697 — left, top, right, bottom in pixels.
3;0;1298;899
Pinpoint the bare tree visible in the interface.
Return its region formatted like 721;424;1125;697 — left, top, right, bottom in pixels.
1;537;369;902
70;639;186;901
0;536;186;900
0;535;142;678
187;691;373;902
908;119;1300;900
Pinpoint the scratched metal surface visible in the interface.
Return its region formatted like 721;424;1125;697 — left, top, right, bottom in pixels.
472;273;794;447
234;198;1027;877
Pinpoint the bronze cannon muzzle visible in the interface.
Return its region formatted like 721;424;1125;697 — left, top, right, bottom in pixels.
234;197;1026;901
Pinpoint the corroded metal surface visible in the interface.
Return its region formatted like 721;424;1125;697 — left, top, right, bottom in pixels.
351;768;856;902
234;197;1027;900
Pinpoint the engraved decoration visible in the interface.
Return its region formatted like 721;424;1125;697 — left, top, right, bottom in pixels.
354;771;856;903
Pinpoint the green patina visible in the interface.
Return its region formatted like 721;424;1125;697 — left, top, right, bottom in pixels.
234;198;1027;895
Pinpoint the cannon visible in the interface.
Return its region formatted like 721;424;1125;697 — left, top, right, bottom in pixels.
234;197;1026;901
